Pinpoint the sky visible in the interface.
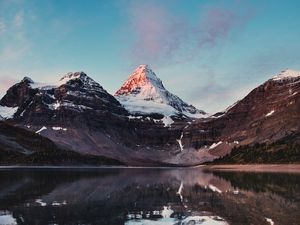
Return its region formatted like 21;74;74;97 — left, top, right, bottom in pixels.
0;0;300;113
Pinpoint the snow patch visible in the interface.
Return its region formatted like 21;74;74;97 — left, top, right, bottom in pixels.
208;184;222;193
233;190;239;195
272;69;300;81
0;106;18;119
176;132;184;151
161;206;173;218
127;115;143;120
35;199;47;207
52;127;67;131
36;126;47;134
0;211;17;225
265;110;275;117
117;96;178;117
177;182;184;202
48;101;61;110
209;141;223;150
52;200;67;206
162;116;174;127
265;217;274;225
30;82;57;90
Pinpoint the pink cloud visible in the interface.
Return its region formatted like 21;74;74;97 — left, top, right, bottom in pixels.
128;2;188;65
197;8;236;48
126;2;251;67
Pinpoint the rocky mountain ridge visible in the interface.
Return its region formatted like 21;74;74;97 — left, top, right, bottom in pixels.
0;68;299;165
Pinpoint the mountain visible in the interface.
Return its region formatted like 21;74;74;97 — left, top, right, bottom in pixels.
0;121;124;165
179;69;300;161
115;65;207;124
0;71;185;166
0;72;127;124
0;72;141;163
0;68;299;165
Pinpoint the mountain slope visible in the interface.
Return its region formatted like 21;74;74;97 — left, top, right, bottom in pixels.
211;134;300;164
0;122;124;165
179;69;300;161
115;65;207;121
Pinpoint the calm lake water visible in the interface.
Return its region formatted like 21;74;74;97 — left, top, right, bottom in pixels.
0;168;299;225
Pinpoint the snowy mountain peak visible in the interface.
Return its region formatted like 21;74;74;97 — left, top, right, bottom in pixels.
115;65;164;97
115;65;207;119
272;69;300;81
58;71;104;90
60;71;88;83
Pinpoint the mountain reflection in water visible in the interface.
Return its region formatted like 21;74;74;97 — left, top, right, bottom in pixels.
0;168;299;225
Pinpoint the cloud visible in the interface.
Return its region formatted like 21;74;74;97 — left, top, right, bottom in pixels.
0;6;31;63
126;2;251;67
196;8;236;48
128;2;188;66
0;45;29;62
14;10;24;27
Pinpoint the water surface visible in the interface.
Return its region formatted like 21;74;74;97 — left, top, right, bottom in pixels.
0;168;299;225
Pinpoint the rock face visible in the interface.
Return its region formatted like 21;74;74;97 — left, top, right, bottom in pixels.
0;68;299;165
115;65;207;120
0;71;187;165
0;72;127;126
180;69;300;158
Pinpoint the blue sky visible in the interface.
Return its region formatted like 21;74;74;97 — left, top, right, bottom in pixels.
0;0;300;113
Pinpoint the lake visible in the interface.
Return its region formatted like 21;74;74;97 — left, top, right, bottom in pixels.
0;167;299;225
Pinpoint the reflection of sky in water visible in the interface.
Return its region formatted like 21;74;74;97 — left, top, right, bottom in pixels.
0;211;17;225
0;168;298;225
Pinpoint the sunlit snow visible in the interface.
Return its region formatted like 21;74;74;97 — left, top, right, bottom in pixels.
272;69;300;81
265;217;274;225
115;65;207;118
265;110;275;117
36;126;47;134
52;127;67;131
209;141;223;150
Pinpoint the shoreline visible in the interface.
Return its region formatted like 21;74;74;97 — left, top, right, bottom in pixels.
0;164;299;173
202;164;300;173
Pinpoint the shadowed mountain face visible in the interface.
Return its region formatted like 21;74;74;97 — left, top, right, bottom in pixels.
0;122;124;166
0;69;299;165
0;168;299;225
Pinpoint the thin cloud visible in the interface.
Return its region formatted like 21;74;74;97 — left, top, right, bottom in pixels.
129;2;188;66
196;8;236;48
0;6;31;63
126;2;252;67
0;45;29;62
